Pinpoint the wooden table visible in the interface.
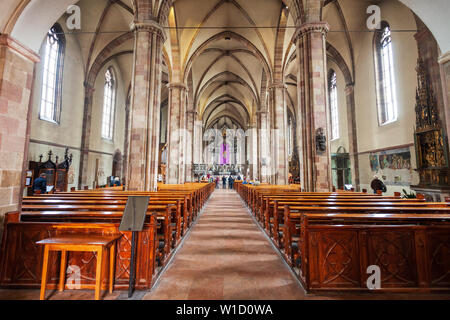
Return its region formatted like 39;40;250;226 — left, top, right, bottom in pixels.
37;234;121;300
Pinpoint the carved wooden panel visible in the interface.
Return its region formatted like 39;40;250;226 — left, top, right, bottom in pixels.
0;222;157;290
427;230;450;287
366;230;417;288
313;230;360;288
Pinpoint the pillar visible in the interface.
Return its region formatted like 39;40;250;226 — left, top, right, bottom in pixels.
194;119;203;164
439;52;450;153
126;20;165;191
257;109;271;183
78;83;95;189
268;83;289;185
0;35;39;234
185;109;196;182
166;83;187;184
295;22;332;192
345;83;360;190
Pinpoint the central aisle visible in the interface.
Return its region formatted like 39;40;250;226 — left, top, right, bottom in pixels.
143;188;306;300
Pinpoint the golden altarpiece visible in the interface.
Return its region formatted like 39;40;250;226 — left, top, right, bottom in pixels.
411;59;450;201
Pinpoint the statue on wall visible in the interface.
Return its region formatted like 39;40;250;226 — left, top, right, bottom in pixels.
315;128;327;154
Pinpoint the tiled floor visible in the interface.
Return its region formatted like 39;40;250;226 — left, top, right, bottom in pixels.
143;188;305;300
0;188;449;300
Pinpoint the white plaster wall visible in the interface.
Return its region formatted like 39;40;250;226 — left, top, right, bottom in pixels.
28;18;84;191
328;60;349;155
87;59;127;187
352;1;420;194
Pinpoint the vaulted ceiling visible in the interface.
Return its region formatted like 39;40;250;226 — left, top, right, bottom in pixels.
2;0;436;133
168;0;297;129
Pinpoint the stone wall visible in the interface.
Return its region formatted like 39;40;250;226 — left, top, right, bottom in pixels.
0;35;39;237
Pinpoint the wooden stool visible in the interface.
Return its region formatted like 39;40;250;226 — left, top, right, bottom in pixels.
37;234;121;300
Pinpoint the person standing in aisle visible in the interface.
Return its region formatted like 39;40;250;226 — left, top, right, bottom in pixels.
228;176;234;189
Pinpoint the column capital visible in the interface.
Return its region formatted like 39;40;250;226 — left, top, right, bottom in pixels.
345;82;355;95
130;19;166;42
267;82;287;91
438;51;450;65
294;21;329;40
0;34;40;63
167;82;188;90
186;109;198;115
83;81;95;93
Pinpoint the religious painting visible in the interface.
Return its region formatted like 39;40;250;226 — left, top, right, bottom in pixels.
369;148;413;186
369;154;379;172
378;151;411;170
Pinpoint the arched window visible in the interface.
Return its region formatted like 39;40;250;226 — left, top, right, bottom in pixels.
39;23;65;123
101;68;116;140
374;21;397;125
328;69;339;140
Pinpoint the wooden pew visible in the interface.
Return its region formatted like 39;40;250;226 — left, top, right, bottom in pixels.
23;196;191;236
282;205;450;267
0;182;215;291
296;212;450;292
0;211;160;290
265;200;448;246
236;182;450;294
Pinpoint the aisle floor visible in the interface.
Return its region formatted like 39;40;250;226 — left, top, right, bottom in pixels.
143;188;305;300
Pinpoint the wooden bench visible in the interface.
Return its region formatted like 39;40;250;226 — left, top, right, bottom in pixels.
0;214;159;291
282;205;450;266
0;182;215;292
20;204;176;265
295;213;450;292
236;183;450;294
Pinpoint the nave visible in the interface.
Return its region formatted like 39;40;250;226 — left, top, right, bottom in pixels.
1;187;450;301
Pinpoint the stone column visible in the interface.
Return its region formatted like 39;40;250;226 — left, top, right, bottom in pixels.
78;83;95;189
245;125;258;180
194;119;203;164
345;83;360;190
257;109;271;182
0;35;39;232
166;83;187;184
122;99;131;185
268;83;289;185
295;22;332;192
185;109;196;182
126;20;165;191
439;52;450;152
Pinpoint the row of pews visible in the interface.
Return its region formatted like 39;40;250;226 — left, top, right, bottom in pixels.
0;182;215;291
236;183;450;293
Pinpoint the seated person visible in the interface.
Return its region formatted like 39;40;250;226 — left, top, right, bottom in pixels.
370;175;386;194
33;173;47;195
110;177;121;187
